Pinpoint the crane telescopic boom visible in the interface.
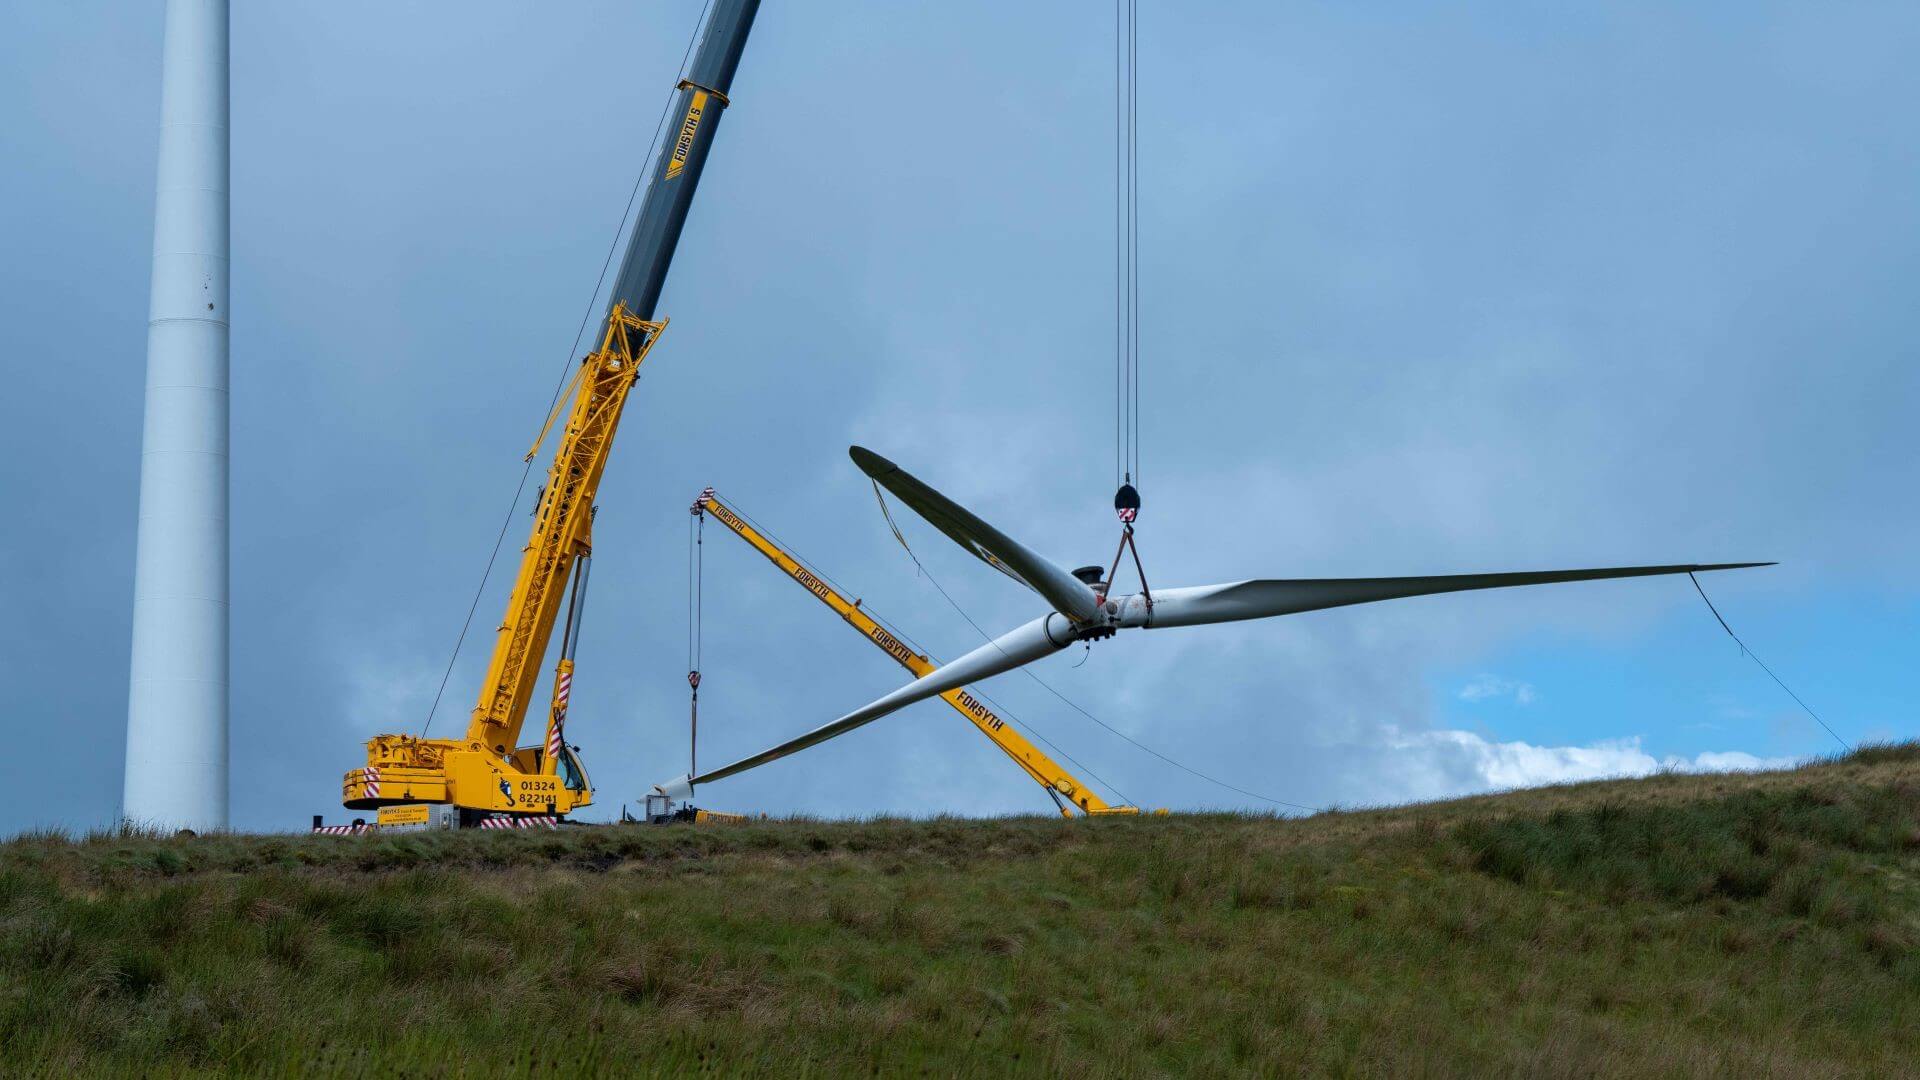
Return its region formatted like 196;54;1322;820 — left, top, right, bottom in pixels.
336;0;761;828
691;489;1142;817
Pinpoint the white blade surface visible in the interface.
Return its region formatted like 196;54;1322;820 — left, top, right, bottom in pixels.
1145;562;1773;628
852;446;1102;623
653;612;1076;800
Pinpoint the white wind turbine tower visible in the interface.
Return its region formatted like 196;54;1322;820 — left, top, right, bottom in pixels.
124;0;229;832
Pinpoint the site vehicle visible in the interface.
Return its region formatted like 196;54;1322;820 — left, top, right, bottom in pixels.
322;0;761;831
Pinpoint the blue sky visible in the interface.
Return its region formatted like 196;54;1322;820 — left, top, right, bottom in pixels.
2;1;1914;833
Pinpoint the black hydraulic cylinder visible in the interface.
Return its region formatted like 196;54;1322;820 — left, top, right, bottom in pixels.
609;0;761;321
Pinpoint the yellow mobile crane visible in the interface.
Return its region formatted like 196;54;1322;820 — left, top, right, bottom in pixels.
691;489;1141;817
328;1;762;830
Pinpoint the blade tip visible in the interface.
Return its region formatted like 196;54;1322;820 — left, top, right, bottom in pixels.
848;445;895;478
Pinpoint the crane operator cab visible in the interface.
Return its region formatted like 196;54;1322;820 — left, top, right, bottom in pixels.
553;745;591;797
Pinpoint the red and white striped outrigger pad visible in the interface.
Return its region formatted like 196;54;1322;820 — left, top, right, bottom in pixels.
478;815;559;830
311;823;374;835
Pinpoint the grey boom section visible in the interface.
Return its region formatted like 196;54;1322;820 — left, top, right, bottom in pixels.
608;0;760;321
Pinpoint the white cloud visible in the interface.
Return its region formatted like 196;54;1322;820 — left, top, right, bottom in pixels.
1458;674;1537;705
1689;749;1796;772
1389;728;1797;797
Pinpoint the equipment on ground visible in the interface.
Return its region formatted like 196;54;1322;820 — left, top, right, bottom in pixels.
330;0;761;830
651;447;1772;799
688;488;1142;816
639;795;749;825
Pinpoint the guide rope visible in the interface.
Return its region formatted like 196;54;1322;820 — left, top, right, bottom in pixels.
1688;572;1850;752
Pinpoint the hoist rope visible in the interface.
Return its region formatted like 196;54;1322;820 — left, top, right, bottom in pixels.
688;512;703;678
1121;0;1136;484
1114;0;1141;488
872;489;1326;815
1113;0;1124;486
689;510;705;778
419;5;712;738
1688;572;1850;752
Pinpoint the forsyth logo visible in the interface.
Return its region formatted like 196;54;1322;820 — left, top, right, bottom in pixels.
954;689;1007;732
665;91;709;179
708;500;746;533
791;565;833;602
866;625;919;668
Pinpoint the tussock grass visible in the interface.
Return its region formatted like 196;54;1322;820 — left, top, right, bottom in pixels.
4;745;1919;1075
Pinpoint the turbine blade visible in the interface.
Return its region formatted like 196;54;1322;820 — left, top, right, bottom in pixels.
852;446;1102;623
1145;562;1774;628
653;613;1075;797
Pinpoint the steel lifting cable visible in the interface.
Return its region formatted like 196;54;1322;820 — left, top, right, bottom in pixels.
420;4;714;737
1121;0;1136;488
1688;572;1851;752
1105;0;1147;584
1114;0;1142;491
689;509;705;777
1115;0;1142;490
1114;0;1126;488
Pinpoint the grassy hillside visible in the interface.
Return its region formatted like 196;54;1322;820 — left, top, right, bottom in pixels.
6;747;1920;1077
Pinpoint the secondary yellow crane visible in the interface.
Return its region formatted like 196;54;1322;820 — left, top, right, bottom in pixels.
691;488;1141;817
329;0;762;830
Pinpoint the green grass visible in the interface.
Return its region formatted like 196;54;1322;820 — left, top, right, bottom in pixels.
6;745;1920;1077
